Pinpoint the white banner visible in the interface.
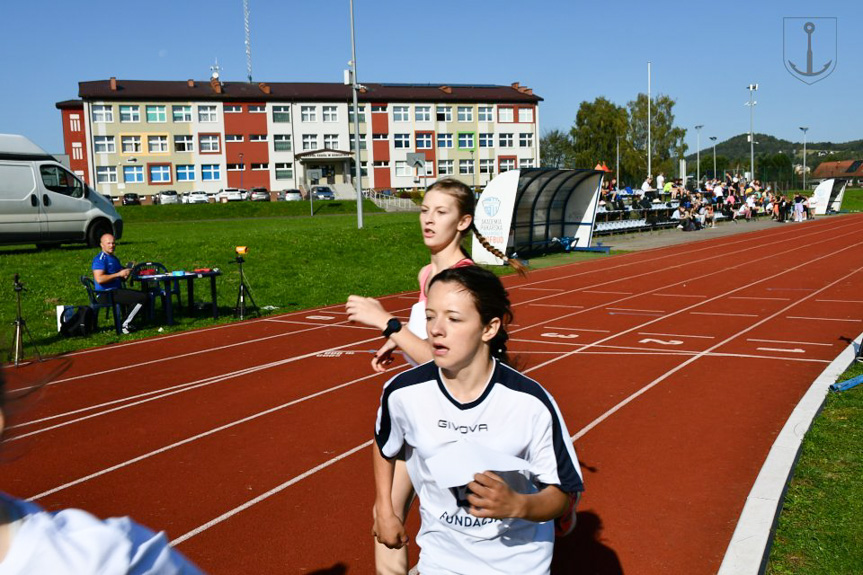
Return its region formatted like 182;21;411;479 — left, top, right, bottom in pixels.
471;170;520;265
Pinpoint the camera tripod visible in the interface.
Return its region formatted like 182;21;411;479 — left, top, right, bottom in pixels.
11;274;42;367
231;256;259;320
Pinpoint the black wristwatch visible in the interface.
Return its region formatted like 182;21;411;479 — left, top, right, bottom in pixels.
382;318;402;338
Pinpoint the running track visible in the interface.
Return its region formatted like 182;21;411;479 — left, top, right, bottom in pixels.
4;214;863;574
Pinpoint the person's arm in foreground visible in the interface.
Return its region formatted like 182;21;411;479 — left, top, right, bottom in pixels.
466;471;569;522
372;446;409;549
347;296;433;370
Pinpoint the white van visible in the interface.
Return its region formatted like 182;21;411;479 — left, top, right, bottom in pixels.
0;134;122;247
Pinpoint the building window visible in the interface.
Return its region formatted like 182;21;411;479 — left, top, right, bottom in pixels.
457;106;473;122
249;134;267;142
498;107;514;123
436;106;452;122
519;158;535;168
95;166;117;184
348;105;366;123
149;164;171;183
372;133;388;141
480;159;494;174
421;160;434;176
274;134;291;151
372;104;387;113
302;134;318;150
199;134;220;153
273;105;290;122
201;164;221;181
121;136;141;153
518;107;534;123
119;105;139;123
519;133;534;147
252;163;268;170
174;135;194;152
415;106;431;122
301;106;317;122
176;165;195;181
373;160;389;167
172;105;192;122
438;159;453;175
392;106;409;122
459;159;474;175
148;135;168;153
69;114;81;132
457;133;475;149
71;143;83;161
224;105;242;113
93;136;115;154
478;106;494;122
146;105;167;123
248;104;266;113
92;105;113;123
225;134;244;142
324;134;339;149
123;165;144;183
322;106;338;122
227;164;244;171
416;133;432;149
393;134;410;149
394;161;409;177
198;105;218;122
437;133;453;148
499;133;514;147
275;162;293;180
349;134;367;150
479;133;494;148
499;158;516;172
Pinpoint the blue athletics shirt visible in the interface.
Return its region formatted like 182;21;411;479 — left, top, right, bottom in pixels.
92;252;124;291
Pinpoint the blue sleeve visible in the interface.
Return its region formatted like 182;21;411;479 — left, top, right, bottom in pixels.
92;254;106;273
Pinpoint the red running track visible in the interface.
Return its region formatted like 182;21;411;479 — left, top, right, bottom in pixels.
4;214;863;574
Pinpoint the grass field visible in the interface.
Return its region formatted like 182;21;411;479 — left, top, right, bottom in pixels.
0;202;606;359
785;187;863;212
766;360;863;574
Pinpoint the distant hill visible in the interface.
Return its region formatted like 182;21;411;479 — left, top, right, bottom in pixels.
686;134;863;163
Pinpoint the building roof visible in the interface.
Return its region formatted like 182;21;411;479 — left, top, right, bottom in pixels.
55;100;84;110
72;78;542;104
813;160;863;179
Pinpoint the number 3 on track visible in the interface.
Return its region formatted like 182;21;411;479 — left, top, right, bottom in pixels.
639;338;683;345
541;332;579;339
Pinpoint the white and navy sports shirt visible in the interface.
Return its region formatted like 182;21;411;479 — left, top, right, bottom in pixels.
375;360;584;575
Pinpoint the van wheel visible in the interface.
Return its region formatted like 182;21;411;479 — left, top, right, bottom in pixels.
87;220;113;247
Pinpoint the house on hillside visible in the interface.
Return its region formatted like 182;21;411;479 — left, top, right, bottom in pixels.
812;159;863;186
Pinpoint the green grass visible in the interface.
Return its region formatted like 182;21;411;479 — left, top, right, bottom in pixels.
783;188;863;212
766;360;863;574
117;198;383;223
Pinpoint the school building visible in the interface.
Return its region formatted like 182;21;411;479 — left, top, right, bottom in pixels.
56;76;542;199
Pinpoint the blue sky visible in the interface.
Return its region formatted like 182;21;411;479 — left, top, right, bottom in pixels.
3;0;860;154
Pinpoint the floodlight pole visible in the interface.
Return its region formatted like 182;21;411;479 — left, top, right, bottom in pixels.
709;136;717;179
349;0;364;229
695;125;703;189
616;135;620;189
647;62;652;179
747;83;758;181
799;126;809;190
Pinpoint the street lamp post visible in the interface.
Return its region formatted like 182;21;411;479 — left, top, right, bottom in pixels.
695;125;703;189
238;152;244;191
799;126;809;190
746;83;758;181
616;135;620;189
709;136;717;180
348;0;364;229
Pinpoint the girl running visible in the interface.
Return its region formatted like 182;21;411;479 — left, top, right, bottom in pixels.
373;266;584;575
346;178;524;573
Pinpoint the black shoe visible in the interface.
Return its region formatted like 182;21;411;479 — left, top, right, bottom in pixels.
122;324;138;335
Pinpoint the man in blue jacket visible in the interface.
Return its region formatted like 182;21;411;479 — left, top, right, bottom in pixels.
92;234;148;334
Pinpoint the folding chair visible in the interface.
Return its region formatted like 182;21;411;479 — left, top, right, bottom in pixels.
80;276;123;335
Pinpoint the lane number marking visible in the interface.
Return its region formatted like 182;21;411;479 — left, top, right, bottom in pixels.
638;338;684;346
541;332;580;339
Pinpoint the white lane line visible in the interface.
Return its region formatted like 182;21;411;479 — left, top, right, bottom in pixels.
543;327;611;333
529;303;585;309
638;332;715;340
691;312;759;318
10;335;383;439
747;338;833;347
26;368;399;502
171;440;373;546
815;299;863;304
607;308;665;313
518;287;565;292
583;290;633;295
729;296;791;301
653;293;708;298
756;347;806;354
767;287;815;291
786;316;862;323
263;318;378;331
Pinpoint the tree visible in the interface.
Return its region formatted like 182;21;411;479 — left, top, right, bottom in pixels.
539;129;575;168
568;97;629;177
625;93;687;183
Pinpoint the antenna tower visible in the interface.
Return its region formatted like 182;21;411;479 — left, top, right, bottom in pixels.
244;0;252;83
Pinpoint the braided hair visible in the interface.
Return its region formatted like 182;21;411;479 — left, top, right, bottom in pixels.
429;266;514;367
426;178;528;276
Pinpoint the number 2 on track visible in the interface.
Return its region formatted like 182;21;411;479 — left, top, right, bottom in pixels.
639;338;683;346
541;332;580;339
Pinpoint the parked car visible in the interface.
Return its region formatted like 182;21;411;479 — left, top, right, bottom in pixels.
187;190;210;204
249;187;271;202
279;189;303;201
216;188;245;202
122;193;141;206
311;185;335;200
155;190;179;205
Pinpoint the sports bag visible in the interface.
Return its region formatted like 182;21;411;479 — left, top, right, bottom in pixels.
60;306;97;337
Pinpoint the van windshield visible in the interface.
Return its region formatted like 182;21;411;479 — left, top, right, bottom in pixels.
40;165;84;199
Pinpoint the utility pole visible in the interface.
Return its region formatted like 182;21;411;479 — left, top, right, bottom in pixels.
746;84;758;181
349;0;363;229
709;136;717;179
799;126;809;190
695;124;703;189
647;62;652;179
